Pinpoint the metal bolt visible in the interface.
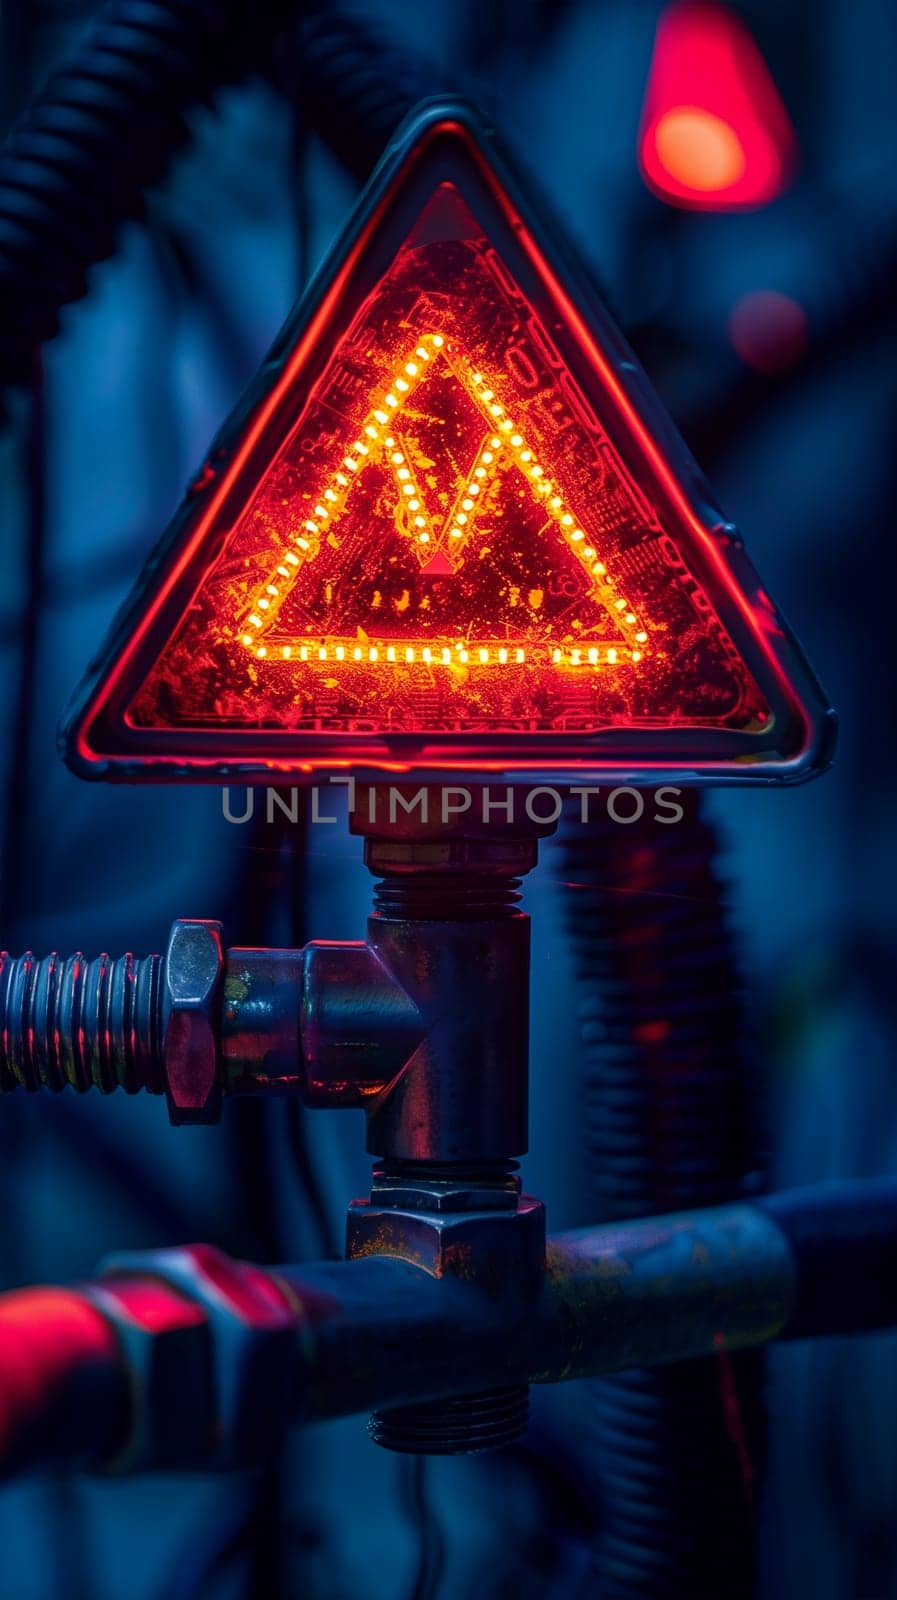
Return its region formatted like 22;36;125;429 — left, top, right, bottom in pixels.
161;920;224;1125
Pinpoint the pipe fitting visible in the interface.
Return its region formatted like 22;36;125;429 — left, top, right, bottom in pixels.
347;1191;545;1455
346;1194;546;1290
300;942;425;1106
1;925;428;1122
362;910;530;1162
218;940;425;1105
370;1159;521;1213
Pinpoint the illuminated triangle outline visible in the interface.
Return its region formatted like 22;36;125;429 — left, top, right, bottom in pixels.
240;330;650;668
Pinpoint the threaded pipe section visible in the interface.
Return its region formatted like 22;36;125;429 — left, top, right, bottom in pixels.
0;950;164;1094
285;3;454;182
371;1386;529;1456
368;1159;528;1453
373;875;522;921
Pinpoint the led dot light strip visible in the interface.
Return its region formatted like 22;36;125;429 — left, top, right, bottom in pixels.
438;428;505;560
251;642;633;666
242;332;648;665
242;334;446;645
386;436;430;541
456;360;645;654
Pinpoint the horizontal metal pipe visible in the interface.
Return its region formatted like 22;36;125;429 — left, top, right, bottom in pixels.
282;1199;796;1421
283;1257;514;1421
758;1179;897;1338
532;1203;794;1382
1;1182;894;1475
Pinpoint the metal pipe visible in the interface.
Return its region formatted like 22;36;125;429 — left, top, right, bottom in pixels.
3;1182;893;1478
0;928;425;1121
346;784;553;1452
287;1200;795;1422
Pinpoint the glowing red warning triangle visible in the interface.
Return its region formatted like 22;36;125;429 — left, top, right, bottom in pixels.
63;100;833;783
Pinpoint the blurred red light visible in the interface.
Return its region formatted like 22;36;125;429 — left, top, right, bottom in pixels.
729;290;808;373
0;1289;118;1458
639;3;797;209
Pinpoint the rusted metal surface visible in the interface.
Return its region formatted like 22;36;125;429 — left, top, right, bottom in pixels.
346;1196;546;1290
301;1203;795;1423
531;1204;795;1383
9;1184;897;1479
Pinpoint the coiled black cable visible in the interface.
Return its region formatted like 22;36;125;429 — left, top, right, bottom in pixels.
558;793;765;1598
0;0;287;388
280;1;452;182
0;0;450;390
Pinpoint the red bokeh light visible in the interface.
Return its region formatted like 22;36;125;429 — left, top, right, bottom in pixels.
729;290;809;373
639;3;797;210
0;1289;119;1460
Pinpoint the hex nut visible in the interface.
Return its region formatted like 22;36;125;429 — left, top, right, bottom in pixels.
162;920;224;1125
93;1244;299;1471
346;1196;546;1300
88;1275;214;1470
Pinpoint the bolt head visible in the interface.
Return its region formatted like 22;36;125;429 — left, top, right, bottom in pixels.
162;920;224;1125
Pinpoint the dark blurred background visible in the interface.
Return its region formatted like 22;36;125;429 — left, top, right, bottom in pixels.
1;1;896;1596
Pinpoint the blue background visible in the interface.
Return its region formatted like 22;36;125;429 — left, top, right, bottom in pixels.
2;1;896;1595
